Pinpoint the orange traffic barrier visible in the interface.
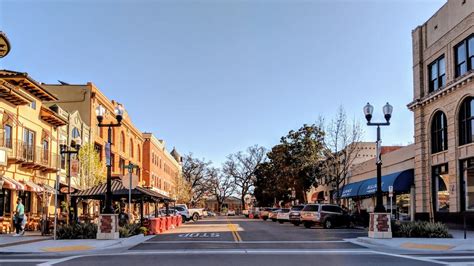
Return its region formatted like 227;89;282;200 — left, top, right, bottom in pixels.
148;218;159;235
177;215;182;226
160;217;166;232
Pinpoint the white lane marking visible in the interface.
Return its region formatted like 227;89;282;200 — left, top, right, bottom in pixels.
370;250;449;265
0;259;49;262
38;255;83;266
143;240;348;244
419;256;474;260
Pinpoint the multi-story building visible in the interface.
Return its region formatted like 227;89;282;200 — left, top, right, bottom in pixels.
142;132;181;198
408;0;474;224
44;83;144;184
0;70;66;224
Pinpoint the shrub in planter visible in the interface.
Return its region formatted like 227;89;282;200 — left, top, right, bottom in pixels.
119;222;142;238
392;220;452;238
57;222;98;239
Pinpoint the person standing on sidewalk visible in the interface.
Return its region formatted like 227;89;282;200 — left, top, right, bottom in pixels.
14;198;25;236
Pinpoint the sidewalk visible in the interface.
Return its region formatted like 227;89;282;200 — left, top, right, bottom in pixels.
348;229;474;252
0;231;51;248
0;234;152;254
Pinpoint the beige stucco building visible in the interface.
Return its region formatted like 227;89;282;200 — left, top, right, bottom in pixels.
0;70;66;231
407;0;474;224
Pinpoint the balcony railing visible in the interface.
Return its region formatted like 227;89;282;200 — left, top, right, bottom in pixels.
1;138;59;172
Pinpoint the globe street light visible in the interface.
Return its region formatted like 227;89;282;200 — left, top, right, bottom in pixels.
96;103;124;214
363;102;393;213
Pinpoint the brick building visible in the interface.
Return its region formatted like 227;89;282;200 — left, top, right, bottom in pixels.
142;132;182;198
407;0;474;224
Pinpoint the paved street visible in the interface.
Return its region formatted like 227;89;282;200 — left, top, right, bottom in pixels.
1;216;473;265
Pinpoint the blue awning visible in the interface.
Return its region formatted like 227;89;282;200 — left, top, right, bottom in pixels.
358;169;414;197
340;181;364;198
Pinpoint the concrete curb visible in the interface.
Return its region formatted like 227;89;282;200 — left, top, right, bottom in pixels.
346;237;474;252
0;234;152;254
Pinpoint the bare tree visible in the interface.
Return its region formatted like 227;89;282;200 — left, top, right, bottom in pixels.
320;106;364;203
182;154;211;207
208;168;236;213
222;145;266;210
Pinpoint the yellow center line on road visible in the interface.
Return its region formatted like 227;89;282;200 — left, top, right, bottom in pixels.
226;218;242;242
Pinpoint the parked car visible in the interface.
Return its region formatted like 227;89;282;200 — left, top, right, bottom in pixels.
300;204;353;229
176;204;204;221
277;208;290;223
207;211;217;217
227;209;236;216
269;209;281;222
289;205;306;226
170;206;191;222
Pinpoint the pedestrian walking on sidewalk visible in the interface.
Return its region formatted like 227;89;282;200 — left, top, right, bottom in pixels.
13;198;25;236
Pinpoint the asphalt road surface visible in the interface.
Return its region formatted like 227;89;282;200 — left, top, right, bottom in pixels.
1;216;473;266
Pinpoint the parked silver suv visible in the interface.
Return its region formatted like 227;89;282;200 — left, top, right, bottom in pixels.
300;204;353;229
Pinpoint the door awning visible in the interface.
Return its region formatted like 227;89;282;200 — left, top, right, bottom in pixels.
1;176;25;190
340;181;364;198
358;169;414;197
24;181;44;192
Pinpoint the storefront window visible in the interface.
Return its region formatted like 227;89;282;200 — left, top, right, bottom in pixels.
396;194;410;220
0;189;11;216
432;164;449;212
18;191;31;213
460;158;474;211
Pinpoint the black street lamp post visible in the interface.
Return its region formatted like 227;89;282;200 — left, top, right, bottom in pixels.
95;104;124;214
59;139;81;224
363;102;393;213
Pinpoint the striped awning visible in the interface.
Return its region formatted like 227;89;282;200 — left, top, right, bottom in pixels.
41;183;57;195
72;179;170;201
24;181;44;192
1;176;25;190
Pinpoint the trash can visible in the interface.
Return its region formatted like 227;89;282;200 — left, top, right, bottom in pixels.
40;218;50;236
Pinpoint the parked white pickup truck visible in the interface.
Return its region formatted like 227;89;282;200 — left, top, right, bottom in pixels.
176;204;205;221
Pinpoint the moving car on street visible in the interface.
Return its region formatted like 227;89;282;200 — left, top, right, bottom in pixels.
289;205;305;226
176;204;204;221
276;208;290;224
227;209;236;216
300;204;353;229
259;207;274;221
170;206;191;222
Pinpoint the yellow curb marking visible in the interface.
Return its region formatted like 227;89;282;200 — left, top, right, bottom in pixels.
41;245;94;252
400;243;454;250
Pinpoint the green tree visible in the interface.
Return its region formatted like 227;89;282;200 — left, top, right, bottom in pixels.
76;143;105;189
254;124;325;205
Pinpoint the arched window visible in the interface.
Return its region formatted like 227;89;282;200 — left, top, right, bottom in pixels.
71;127;81;139
137;144;141;162
431;111;448;153
120;131;125;152
129;138;134;157
459;97;474;146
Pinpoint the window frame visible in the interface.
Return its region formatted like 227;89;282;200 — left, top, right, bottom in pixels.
3;124;12;149
455;34;474;78
428;55;446;92
431;111;448;154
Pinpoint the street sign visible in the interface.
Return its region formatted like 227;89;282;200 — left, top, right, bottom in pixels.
70;159;79;177
122;174;138;189
0;32;11;58
105;143;111;166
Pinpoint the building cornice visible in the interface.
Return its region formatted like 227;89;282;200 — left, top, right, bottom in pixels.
407;71;474;111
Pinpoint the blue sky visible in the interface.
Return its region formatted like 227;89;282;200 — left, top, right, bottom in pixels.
0;0;445;165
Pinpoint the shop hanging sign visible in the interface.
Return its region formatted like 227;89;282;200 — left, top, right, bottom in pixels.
60;187;76;194
0;32;11;58
70;159;79;177
388;185;393;197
